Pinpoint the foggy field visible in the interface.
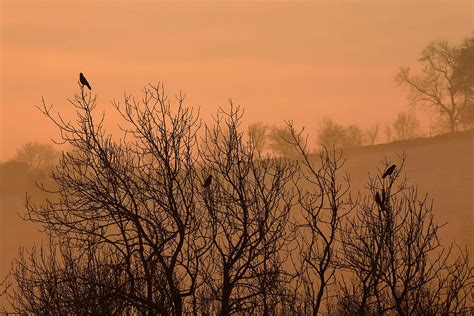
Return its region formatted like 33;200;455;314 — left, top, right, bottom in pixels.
342;130;473;255
1;130;472;310
1;0;472;312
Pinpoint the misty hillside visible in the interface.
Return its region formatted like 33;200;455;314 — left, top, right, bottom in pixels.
0;161;53;277
0;131;473;286
341;130;473;256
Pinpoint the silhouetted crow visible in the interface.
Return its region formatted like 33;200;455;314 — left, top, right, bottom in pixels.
382;164;396;179
203;175;213;188
375;192;384;209
79;73;92;90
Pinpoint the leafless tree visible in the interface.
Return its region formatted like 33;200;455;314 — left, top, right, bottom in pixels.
9;237;139;314
396;37;473;133
5;82;473;315
317;118;365;149
384;124;392;143
334;155;474;314
198;105;296;315
267;124;301;157
247;122;268;156
14;142;60;170
345;125;366;148
317;118;346;149
0;274;10;300
286;122;356;315
6;86;300;315
392;111;420;141
365;124;379;145
11;83;210;315
454;35;474;130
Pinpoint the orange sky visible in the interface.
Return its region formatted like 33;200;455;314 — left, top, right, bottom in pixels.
0;0;472;161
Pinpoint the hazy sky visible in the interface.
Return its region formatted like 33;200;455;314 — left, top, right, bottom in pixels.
1;0;472;161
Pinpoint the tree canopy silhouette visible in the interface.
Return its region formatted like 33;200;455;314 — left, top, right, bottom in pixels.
4;82;473;315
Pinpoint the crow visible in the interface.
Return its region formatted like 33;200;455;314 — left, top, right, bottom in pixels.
203;175;213;188
375;192;384;210
382;164;396;179
79;73;92;90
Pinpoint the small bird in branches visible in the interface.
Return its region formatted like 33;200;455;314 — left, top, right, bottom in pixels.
79;73;92;90
382;164;396;179
375;191;384;210
203;175;213;188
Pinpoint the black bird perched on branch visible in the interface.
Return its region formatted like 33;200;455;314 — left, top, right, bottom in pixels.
203;175;213;188
79;73;92;90
375;192;384;210
382;164;396;179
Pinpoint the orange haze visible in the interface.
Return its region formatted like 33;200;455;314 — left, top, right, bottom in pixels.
1;0;472;160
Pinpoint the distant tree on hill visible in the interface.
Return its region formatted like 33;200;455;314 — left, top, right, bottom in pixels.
365;124;379;145
317;117;366;148
14;142;60;170
384;124;392;143
345;125;365;147
317;118;346;148
453;36;474;99
247;122;268;156
454;36;474;129
396;35;473;133
267;124;300;156
392;111;420;141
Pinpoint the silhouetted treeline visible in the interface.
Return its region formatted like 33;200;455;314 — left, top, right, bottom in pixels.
249;111;421;156
2;84;473;315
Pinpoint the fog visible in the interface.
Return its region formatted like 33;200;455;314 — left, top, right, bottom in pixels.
1;1;473;313
1;0;471;160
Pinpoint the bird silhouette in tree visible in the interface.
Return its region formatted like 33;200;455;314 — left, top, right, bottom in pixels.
382;164;396;179
203;175;213;188
79;73;92;90
375;191;384;210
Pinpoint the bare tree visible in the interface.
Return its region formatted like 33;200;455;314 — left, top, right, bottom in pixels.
392;111;420;141
14;142;60;170
317;118;347;149
384;124;392;143
247;122;268;156
317;118;365;149
12;83;210;315
365;124;379;145
199;105;296;315
5;81;473;315
453;35;474;92
10;238;139;314
345;125;365;147
335;156;474;314
396;37;473;133
267;125;301;157
454;36;474;130
286;122;355;315
0;274;9;303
